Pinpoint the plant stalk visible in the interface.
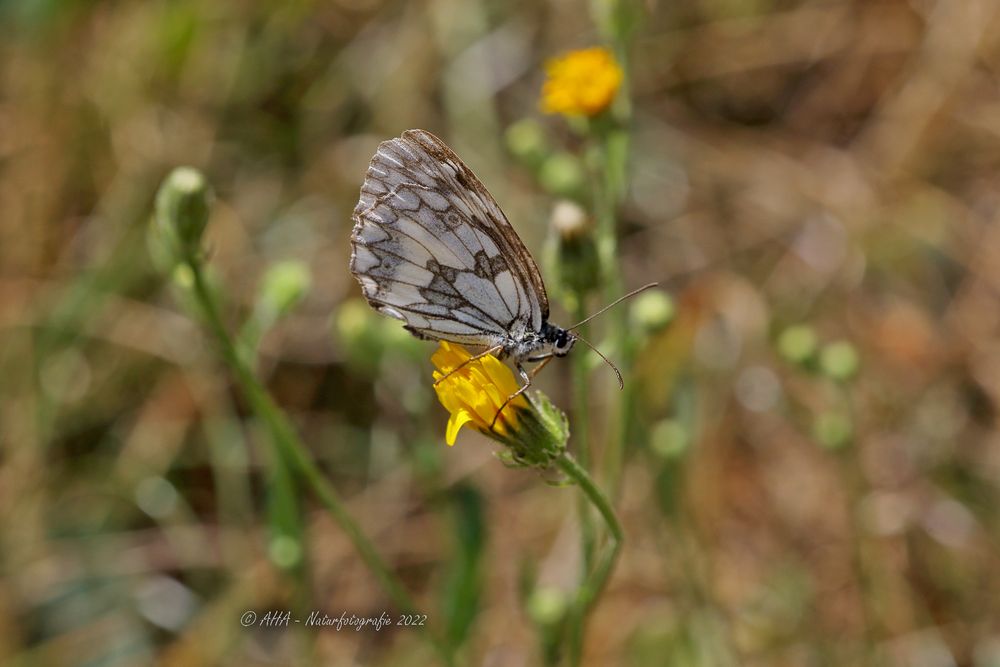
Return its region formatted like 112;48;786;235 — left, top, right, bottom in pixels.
185;257;454;665
571;297;597;572
557;452;623;666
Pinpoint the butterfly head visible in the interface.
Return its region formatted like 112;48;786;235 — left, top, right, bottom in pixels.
540;322;576;357
552;328;576;357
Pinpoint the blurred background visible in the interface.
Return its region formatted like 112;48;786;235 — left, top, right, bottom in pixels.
3;0;1000;665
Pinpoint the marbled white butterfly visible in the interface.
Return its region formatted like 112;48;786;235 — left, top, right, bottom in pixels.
349;129;652;423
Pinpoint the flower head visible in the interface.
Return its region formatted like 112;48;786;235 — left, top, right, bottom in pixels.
431;342;569;468
541;47;623;117
432;341;528;445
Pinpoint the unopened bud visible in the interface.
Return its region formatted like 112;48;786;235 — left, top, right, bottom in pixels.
259;261;311;319
268;534;302;569
813;411;853;450
154;167;212;258
777;325;818;366
551;200;589;239
539;152;585;199
649;418;688;459
505;119;549;168
527;586;568;626
549;200;599;296
819;341;859;381
630;290;674;335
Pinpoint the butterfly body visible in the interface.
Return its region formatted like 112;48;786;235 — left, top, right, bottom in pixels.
350;129;575;373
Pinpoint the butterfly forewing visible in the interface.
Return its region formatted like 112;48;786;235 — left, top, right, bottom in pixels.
350;130;549;347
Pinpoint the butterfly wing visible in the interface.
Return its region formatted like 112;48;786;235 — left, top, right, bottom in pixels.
350;129;549;346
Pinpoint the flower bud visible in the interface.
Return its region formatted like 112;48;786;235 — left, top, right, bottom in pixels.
539;152;586;199
819;341;859;381
527;586;568;626
777;325;818;366
154;167;213;259
549;200;599;296
630;290;674;335
813;411;853;450
505;119;549;169
268;534;303;569
259;260;311;319
649;418;689;459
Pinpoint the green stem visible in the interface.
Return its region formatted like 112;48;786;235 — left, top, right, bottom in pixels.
595;128;632;498
571;297;596;572
186;259;453;666
556;452;623;667
594;23;636;500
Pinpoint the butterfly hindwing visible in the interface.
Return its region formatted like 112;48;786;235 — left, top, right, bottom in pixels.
350;129;549;346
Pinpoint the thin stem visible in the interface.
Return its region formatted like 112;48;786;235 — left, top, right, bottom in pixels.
556;452;623;666
185;259;454;666
571;296;596;572
593;25;636;500
595;128;632;498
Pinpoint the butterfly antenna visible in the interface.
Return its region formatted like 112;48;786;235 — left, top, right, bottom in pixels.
574;333;624;390
567;282;659;331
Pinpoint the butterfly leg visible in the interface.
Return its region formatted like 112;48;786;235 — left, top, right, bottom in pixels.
433;343;505;386
526;355;554;377
488;356;554;430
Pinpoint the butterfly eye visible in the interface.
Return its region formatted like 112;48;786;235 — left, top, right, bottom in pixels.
554;330;575;356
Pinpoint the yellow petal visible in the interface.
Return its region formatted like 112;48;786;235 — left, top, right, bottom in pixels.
446;409;475;446
430;341;528;443
432;341;467;374
432;378;460;413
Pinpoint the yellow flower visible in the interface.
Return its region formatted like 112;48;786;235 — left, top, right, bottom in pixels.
541;47;623;117
430;342;569;468
431;341;529;445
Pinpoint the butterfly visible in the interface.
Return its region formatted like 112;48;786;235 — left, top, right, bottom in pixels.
349;129;652;426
